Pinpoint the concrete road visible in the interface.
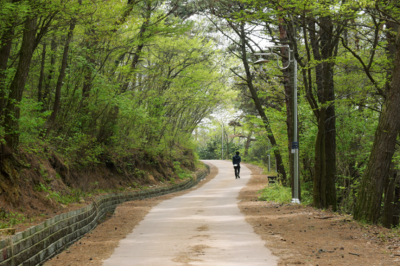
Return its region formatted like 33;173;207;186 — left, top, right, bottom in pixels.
102;160;278;266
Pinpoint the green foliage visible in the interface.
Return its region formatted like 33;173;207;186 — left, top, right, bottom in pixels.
134;168;147;178
258;181;313;206
0;0;229;201
19;98;50;145
56;133;104;167
258;183;292;204
173;161;191;180
34;183;86;205
0;212;27;229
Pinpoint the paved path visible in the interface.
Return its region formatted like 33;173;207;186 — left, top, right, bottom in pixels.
102;160;278;266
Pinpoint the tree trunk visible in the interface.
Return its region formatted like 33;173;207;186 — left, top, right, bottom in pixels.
46;21;76;133
0;27;14;119
0;0;20;119
354;26;400;224
43;38;57;112
38;43;46;104
81;27;100;111
3;17;37;149
96;4;152;143
82;57;94;107
0;155;21;206
324;74;337;211
120;5;151;93
382;169;399;228
308;17;337;210
393;178;400;226
313;107;326;208
244;131;252;157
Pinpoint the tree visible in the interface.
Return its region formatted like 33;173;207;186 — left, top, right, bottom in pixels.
354;3;400;222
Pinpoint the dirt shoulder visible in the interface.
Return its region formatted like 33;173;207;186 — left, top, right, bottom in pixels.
239;163;400;266
44;163;218;266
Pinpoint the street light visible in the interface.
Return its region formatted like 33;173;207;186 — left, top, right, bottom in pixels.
253;45;300;204
220;122;224;160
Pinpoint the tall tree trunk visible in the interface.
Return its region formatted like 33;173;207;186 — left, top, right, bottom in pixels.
313;107;326;208
393;178;400;226
43;38;57;112
0;27;14;119
324;72;337;211
0;0;21;119
81;26;99;111
382;168;399;228
80;43;96;134
96;3;152;143
308;17;337;210
244;130;252;157
321;16;337;211
3;17;37;149
239;22;287;182
46;21;76;134
38;43;46;104
354;26;400;224
120;4;151;93
81;57;94;108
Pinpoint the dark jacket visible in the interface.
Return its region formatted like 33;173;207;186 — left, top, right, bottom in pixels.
232;155;241;166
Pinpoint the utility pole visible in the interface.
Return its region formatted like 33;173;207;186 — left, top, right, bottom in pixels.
221;122;224;160
292;59;300;203
254;45;300;204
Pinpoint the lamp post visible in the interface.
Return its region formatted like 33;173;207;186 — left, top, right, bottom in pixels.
267;143;271;172
254;45;300;204
221;122;224;160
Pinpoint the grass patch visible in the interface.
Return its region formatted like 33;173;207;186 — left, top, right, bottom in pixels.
35;183;87;205
0;212;28;229
258;182;292;203
258;181;314;205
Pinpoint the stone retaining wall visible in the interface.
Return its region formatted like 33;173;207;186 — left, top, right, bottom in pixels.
0;165;210;266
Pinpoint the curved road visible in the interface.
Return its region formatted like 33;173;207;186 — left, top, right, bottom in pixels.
102;160;278;266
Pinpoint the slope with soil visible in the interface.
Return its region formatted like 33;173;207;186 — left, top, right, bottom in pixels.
0;148;197;233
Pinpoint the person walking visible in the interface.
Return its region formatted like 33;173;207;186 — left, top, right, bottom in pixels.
232;151;241;179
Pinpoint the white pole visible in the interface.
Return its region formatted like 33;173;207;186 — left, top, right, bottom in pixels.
292;58;300;204
252;46;300;203
221;123;223;160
